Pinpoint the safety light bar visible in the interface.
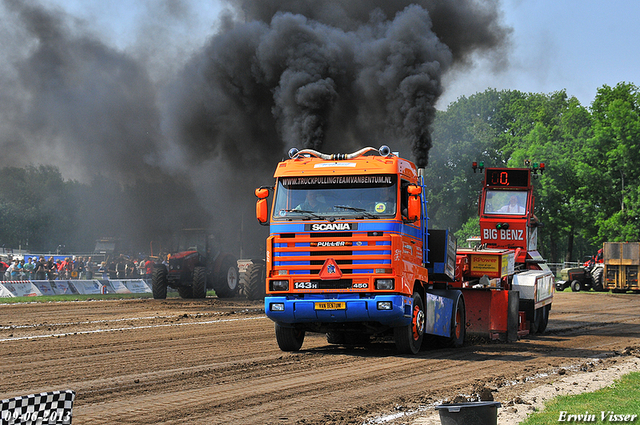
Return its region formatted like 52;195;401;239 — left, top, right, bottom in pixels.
524;159;546;174
472;161;484;173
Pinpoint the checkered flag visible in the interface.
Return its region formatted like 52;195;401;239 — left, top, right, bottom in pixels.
1;390;75;425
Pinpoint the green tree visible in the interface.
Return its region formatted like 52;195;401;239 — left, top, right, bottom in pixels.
584;82;640;243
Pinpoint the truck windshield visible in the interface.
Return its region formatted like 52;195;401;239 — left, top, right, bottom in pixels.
484;190;528;215
272;175;397;220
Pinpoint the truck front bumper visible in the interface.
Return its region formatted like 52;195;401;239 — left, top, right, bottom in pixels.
265;293;413;327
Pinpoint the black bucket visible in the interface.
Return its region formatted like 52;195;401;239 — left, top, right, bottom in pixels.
435;401;501;425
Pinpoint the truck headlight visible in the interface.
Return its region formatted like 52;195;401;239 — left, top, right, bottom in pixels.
375;279;394;290
377;301;393;310
270;303;285;311
271;280;289;291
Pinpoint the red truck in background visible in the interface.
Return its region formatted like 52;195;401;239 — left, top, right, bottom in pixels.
254;146;554;354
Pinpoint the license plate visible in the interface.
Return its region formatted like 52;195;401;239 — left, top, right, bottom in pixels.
314;302;346;310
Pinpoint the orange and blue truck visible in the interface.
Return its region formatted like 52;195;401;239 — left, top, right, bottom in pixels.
253;146;554;354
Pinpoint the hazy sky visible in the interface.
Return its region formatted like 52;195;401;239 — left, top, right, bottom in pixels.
37;0;640;110
439;0;640;108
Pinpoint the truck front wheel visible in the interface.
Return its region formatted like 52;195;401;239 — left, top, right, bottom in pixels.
394;293;425;354
275;323;305;351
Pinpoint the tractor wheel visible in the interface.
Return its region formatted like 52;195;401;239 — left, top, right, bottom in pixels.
244;262;266;301
394;292;425;354
275;323;305;351
592;267;605;291
443;297;466;348
151;265;168;299
192;266;207;299
570;280;582;292
537;305;551;333
214;256;239;298
177;286;193;299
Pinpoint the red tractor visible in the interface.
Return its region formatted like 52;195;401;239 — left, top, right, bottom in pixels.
152;229;239;299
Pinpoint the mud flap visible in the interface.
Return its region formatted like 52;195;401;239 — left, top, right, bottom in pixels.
507;290;519;342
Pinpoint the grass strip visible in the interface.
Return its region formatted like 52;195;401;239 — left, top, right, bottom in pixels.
520;372;640;424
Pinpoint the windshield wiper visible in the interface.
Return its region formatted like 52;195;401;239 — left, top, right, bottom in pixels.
334;205;378;219
283;209;325;220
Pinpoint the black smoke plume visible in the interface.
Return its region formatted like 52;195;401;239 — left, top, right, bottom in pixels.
0;0;510;256
171;0;510;168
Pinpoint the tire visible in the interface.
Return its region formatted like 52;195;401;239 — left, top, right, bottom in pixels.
275;323;305;351
192;266;207;299
570;280;582;292
443;297;466;348
244;262;266;301
394;292;425;355
177;286;193;299
537;304;550;333
592;267;604;291
214;256;239;298
326;332;346;345
151;265;168;299
530;306;544;333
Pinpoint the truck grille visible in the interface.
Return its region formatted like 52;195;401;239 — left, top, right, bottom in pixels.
272;231;392;282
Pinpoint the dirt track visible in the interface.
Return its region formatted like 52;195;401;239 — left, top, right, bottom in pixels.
1;291;639;424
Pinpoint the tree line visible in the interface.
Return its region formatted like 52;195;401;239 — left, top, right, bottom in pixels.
425;82;640;262
0;166;210;255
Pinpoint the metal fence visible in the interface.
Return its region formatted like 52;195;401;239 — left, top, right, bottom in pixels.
547;262;580;278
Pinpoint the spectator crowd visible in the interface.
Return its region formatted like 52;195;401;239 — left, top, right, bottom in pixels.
0;255;155;282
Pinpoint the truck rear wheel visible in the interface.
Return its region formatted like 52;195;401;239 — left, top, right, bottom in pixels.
394;293;425;354
444;298;466;348
151;265;168;299
275;323;304;351
214;257;239;298
192;266;207;299
244;262;266;300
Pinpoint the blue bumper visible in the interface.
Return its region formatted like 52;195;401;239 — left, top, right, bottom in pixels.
265;293;413;327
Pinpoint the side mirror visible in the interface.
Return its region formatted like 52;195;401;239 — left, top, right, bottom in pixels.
406;184;421;222
407;185;421;195
407;195;420;222
255;187;270;225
